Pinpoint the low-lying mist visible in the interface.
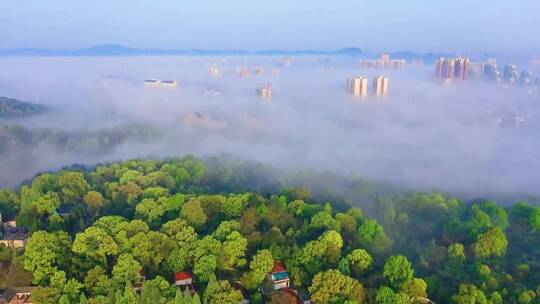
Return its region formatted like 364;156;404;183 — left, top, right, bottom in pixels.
0;56;539;201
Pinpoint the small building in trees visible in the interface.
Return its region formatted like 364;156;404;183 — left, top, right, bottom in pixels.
0;287;35;304
268;261;290;290
260;261;308;303
133;269;146;293
174;272;196;294
0;217;29;249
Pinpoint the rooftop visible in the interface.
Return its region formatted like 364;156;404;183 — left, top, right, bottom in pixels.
272;271;290;282
271;261;287;273
174;271;192;281
0;287;35;303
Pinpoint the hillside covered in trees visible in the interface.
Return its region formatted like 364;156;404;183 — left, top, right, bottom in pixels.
0;123;160;156
0;97;47;118
0;157;540;304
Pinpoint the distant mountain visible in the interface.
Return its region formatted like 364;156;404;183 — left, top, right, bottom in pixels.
0;44;365;57
0;97;48;118
0;45;449;62
69;44;144;56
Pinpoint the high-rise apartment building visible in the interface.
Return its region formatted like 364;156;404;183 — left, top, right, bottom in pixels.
483;63;500;81
435;58;445;78
347;77;368;98
503;64;518;83
435;57;468;80
454;57;469;80
373;76;389;96
257;83;272;99
520;71;532;85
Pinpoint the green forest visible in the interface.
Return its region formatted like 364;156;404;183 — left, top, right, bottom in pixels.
0;123;160;156
0;156;539;304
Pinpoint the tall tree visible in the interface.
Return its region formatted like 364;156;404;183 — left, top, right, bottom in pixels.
383;255;414;288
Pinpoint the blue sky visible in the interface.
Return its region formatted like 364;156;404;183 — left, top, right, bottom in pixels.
1;0;539;56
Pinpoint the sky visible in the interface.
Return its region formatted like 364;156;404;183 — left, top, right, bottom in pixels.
1;0;540;56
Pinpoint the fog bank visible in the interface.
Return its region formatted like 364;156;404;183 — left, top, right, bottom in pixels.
0;56;539;201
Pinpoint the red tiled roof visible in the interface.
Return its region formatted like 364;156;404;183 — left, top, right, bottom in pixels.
174;272;192;281
271;261;286;273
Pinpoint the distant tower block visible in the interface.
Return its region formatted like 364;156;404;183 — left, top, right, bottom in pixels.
237;67;251;76
254;67;265;75
257;83;272;100
347;77;368;98
435;57;469;80
373;76;389;96
454;57;469;80
208;65;220;76
283;56;292;67
381;53;391;69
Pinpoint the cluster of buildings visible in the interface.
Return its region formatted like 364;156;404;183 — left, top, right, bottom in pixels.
133;260;306;304
436;57;539;87
0;256;311;304
485;63;533;85
346;76;389;98
143;79;178;89
358;54;406;70
435;57;470;81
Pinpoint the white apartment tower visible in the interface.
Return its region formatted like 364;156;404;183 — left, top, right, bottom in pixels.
373;76;389;96
347;77;369;98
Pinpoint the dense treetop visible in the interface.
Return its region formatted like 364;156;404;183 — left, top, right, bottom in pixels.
0;156;540;303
